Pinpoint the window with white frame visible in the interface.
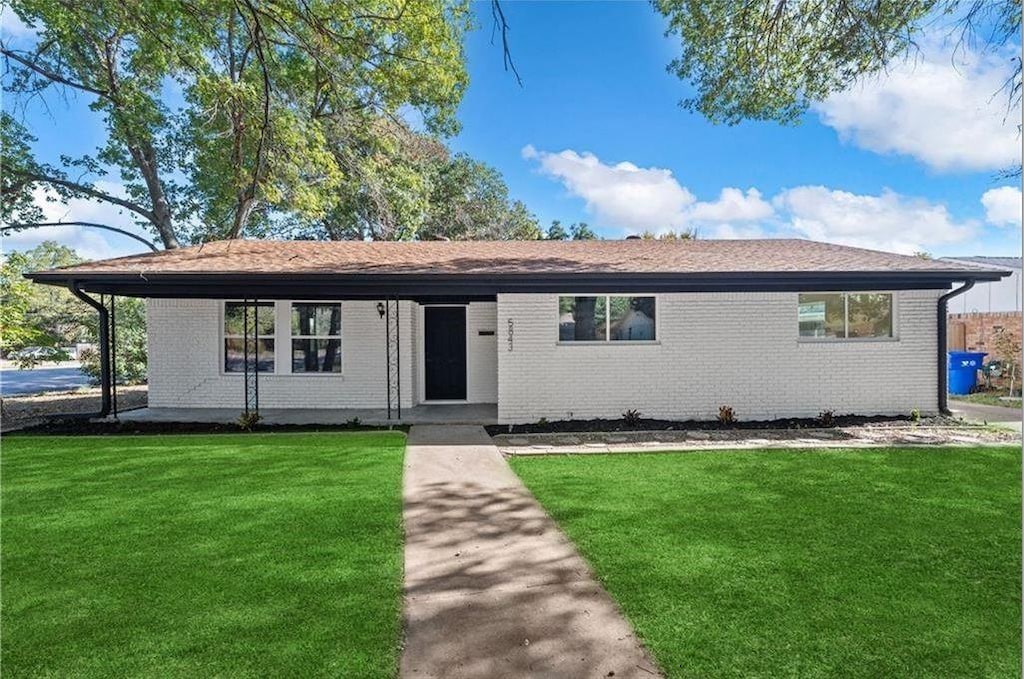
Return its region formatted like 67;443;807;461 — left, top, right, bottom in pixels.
558;295;656;342
291;302;342;373
224;302;275;372
798;293;893;339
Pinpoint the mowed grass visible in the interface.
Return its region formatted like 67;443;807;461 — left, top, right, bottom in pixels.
2;432;406;678
510;447;1022;678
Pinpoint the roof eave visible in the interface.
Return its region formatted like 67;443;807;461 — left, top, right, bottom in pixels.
24;268;1011;299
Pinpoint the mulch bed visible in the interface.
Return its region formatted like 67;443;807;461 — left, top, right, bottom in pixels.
485;414;968;436
8;419;408;436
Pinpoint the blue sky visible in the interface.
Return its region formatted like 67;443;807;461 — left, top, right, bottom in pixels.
3;1;1021;259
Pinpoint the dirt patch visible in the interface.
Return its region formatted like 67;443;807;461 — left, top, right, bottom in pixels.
485;413;934;436
1;386;148;433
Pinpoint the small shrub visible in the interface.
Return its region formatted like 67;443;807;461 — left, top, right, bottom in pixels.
537;417;549;426
236;411;262;431
717;405;735;424
817;409;836;427
910;408;921;424
622;409;642;426
345;417;361;429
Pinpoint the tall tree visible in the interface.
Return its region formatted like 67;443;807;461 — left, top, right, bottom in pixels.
2;0;471;248
654;1;1022;145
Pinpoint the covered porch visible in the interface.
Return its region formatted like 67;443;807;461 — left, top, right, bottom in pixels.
116;402;498;426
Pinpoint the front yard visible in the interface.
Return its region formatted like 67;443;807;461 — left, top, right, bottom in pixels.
2;432;406;678
511;446;1022;678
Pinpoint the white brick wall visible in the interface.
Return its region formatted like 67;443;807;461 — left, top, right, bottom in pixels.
147;299;416;409
496;291;943;424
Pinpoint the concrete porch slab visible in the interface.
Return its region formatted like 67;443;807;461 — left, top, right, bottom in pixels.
116;403;497;426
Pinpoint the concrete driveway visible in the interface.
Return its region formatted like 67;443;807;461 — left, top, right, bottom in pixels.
950;400;1022;430
401;425;661;679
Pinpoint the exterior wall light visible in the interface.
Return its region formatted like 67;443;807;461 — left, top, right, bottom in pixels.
377;301;386;318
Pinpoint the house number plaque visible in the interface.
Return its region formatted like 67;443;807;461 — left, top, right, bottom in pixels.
507;318;514;352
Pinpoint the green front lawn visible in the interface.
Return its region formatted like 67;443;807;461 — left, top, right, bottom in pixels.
511;447;1022;678
2;432;406;678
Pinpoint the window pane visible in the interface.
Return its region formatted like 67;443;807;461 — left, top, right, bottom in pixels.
224;302;274;336
292;339;342;373
847;293;892;338
798;294;845;338
224;338;275;372
291;303;341;336
610;296;656;341
559;296;607;341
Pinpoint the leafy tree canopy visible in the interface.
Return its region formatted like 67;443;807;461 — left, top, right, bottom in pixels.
0;241;92;353
655;0;1022;128
2;0;474;248
546;220;599;240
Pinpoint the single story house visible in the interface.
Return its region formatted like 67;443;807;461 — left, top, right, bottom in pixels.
28;238;1009;424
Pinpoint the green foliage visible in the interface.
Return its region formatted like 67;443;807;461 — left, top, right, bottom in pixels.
293;140;541;241
0;242;92;354
79;297;147;385
235;410;263;431
545;220;598;240
3;0;473;247
639;228;697;240
654;0;1021;127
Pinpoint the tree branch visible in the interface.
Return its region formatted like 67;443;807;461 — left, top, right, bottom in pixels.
1;222;159;251
0;48;110;99
10;169;157;223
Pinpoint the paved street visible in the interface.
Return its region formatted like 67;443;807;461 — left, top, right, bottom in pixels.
0;366;91;396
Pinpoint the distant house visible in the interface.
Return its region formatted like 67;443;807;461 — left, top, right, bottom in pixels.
29;239;1008;423
941;257;1022;314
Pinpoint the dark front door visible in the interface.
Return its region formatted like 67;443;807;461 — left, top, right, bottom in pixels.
424;306;467;400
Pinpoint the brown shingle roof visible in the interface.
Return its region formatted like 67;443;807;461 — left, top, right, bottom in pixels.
30;238;1009;277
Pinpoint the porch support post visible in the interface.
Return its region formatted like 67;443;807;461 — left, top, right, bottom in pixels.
384;296;401;421
110;294;118;417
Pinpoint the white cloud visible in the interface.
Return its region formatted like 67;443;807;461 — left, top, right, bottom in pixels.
2;182;154;260
773;185;976;254
523;146;695;230
524;145;993;254
815;41;1022;172
981;186;1022;227
524;146;776;233
690;187;774;223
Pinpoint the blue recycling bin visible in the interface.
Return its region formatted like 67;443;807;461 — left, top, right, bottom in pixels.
948;351;987;395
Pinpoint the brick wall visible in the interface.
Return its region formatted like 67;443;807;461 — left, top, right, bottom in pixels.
147;299;417;409
497;290;943;424
947;311;1022;361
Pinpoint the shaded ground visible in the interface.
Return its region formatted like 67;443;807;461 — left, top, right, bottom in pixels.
511;447;1022;678
1;385;148;432
2;432;407;677
0;365;90;396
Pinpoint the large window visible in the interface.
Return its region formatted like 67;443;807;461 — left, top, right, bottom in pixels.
224;302;275;372
559;296;656;342
291;303;342;373
798;293;892;339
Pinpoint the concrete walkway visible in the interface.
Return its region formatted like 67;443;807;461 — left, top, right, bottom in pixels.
401;425;661;679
